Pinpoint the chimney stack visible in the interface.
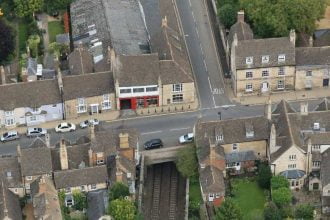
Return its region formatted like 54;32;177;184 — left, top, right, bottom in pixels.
265;98;272;120
269;124;277;155
90;124;95;141
45;133;50;148
289;29;296;46
309;36;313;47
119;133;129;149
0;66;5;85
237;10;245;23
16;145;21;164
88;148;94;167
300;102;308;116
59;139;69;170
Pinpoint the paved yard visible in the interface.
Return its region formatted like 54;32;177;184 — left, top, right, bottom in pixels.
232;178;267;220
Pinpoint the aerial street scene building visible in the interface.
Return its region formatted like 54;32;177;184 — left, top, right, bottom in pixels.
0;0;330;219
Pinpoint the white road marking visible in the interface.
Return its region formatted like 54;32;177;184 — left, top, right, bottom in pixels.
220;104;236;108
203;59;207;71
207;77;213;92
188;0;192;7
141;130;162;135
170;127;190;131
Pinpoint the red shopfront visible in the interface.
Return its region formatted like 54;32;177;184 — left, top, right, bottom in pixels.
119;96;159;110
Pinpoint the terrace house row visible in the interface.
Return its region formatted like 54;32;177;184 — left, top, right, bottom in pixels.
195;99;330;214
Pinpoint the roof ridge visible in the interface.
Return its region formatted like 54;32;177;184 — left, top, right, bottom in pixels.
283;102;295;146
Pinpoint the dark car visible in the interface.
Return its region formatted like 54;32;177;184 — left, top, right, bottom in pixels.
144;139;163;150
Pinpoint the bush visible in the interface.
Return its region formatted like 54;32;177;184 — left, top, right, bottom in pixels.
109;182;130;201
257;163;272;189
215;198;242;220
295;204;314;219
271;175;289;190
272;187;292;207
176;145;198;178
264;202;281;220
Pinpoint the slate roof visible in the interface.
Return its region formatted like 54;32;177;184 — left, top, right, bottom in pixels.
0;181;22;220
0;79;61;111
159;60;194;84
199;166;225;195
21;147;52;176
321;148;330;186
309;133;330;145
225;151;257;163
108;155;136;185
68;48;94;75
62;71;114;100
116;54;160;86
279;169;306;179
296;47;330;66
314;29;330;47
0;157;21;188
235;37;295;69
54;165;108;189
195;116;269;162
87;190;108;220
314;98;330;111
228;20;253;46
29;137;47;148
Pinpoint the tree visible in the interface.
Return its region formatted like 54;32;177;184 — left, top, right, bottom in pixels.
215;198;242;220
295;204;314;219
175;145;198;178
264;202;281;220
44;0;72;15
272;187;292;207
49;42;69;58
27;34;40;58
271;175;289;190
0;19;15;64
109;182;130;201
257;163;272;189
14;0;43;18
218;4;238;29
72;190;87;211
108;198;136;220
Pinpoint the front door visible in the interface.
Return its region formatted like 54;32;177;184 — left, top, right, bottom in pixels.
323;79;329;87
261;82;269;92
313;182;319;190
90;104;99;114
120;99;132;110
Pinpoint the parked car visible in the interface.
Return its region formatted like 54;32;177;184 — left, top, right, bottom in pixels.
179;133;194;144
55;122;76;133
26;127;47;137
79;119;100;129
144;139;163;150
0;131;19;142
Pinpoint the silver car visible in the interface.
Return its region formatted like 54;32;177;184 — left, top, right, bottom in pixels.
26;127;47;137
0;131;19;142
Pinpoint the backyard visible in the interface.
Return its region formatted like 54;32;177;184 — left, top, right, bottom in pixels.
189;176;203;219
48;20;64;43
231;178;267;220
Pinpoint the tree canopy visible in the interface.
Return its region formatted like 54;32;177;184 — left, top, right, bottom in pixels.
108;198;136;220
271;175;289;190
215;198;242;220
272;187;292;207
109;182;130;201
264;202;282;220
295;204;314;219
175;145;198;178
0;19;15;64
257;163;272;189
72;190;87;211
44;0;72;15
14;0;43;18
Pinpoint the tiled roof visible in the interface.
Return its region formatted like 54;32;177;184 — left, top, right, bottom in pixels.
321;148;330;186
62;71;114;100
225;151;257;163
21;148;52;176
68;48;94;75
199;166;225;195
0;79;61;111
0;181;22;220
228;21;253;46
0;157;21;188
296;47;330;66
54;165;108;189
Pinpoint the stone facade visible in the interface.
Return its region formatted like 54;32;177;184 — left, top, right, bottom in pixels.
221;140;267;159
295;66;330;90
161;83;196;106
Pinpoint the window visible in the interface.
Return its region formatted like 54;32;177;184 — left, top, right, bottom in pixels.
31;107;39;113
262;55;269;64
277;80;285;89
313;123;320;130
246;72;253;78
26;176;32;181
245;83;253;92
102;94;111;110
146;86;158;92
4;111;14;117
216;134;223;142
172;94;183;103
77;98;87;113
306;70;312;77
91;184;97;190
120;88;132;94
232;143;238;151
262;70;269;77
65;187;71;193
97;159;104;165
5;118;15;126
133;87;145;93
200;163;205;169
246;56;253;64
289;155;296;161
81;185;85;191
278;54;286;62
312;161;321;167
278;67;285;75
30;115;37;121
288;164;296;169
146;97;158;106
172;84;183;92
312;145;321;151
6;172;11;178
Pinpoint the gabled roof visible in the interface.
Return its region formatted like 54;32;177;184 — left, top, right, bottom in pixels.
29;137;47;148
0;181;22;220
0;79;61;111
68;48;94;75
62;71;114;100
54;165;108;189
199;166;225;195
228;21;253;46
321;148;330;186
21;147;52;176
296;47;330;66
272;100;296;114
108;155;136;185
0;157;21;188
314;29;330;47
314;98;330;111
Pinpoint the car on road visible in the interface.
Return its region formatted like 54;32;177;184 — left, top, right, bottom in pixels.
0;131;19;142
179;133;194;144
55;122;76;133
26;127;47;137
144;139;163;150
79;119;100;129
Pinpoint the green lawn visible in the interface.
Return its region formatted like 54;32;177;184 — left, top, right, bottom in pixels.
232;179;266;220
18;21;28;54
189;176;203;218
48;21;64;43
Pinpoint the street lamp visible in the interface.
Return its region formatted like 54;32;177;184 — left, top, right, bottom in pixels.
218;112;222;120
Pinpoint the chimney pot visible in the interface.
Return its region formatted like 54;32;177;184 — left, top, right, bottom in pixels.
237;10;245;23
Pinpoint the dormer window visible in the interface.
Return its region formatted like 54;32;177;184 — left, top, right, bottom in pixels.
6;171;12;178
200;163;205;169
232;143;238;151
245;122;254;138
313;123;320;130
278;54;286;62
246;56;253;64
262;55;269;64
216;134;223;142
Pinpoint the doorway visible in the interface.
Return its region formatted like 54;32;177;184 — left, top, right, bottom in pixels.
120;99;132;109
90;104;99;114
261;82;269;92
323;79;329;87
